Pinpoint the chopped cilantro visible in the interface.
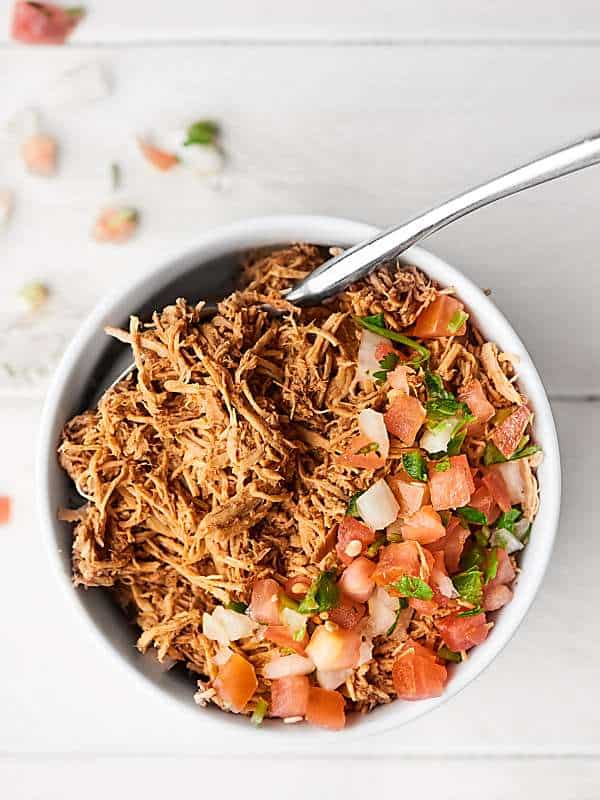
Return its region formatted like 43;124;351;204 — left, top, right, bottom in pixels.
484;440;542;465
447;429;467;455
366;535;385;557
347;490;364;518
379;352;399;372
424;371;452;400
423;371;474;431
389;576;433;601
475;526;491;547
452;566;484;607
457;606;483;618
184;120;219;147
460;542;485;570
354;315;430;364
226;600;248;614
447;309;469;334
438;645;462;662
435;457;451;472
402;450;428;482
251;698;268;726
298;571;339;615
110;161;121;191
357;441;380;456
484;548;499;584
495;507;521;533
292;627;306;642
457;506;488;525
386;600;407;636
372;370;388;383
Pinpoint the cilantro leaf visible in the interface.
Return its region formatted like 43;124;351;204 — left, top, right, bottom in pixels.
447;429;467;456
424;371;453;400
457;506;488;525
226;600;248;614
402;450;428;482
347;491;364;518
379;352;399;371
460;542;485;570
484;440;542;465
357;441;380;455
452;566;484;607
457;606;483;618
184;120;219;147
386;599;408;636
251;698;268;726
495;507;521;533
484;548;499;584
298;571;339;615
366;535;386;557
389;576;433;601
447;309;469;334
438;645;462;662
372;370;388;383
435;457;451;472
354;315;430;364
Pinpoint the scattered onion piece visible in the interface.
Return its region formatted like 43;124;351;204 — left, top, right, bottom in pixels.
358;408;390;460
263;654;315;680
356;478;400;530
316;668;351;691
357;329;390;382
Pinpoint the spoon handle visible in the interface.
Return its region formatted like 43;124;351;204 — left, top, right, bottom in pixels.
286;130;600;305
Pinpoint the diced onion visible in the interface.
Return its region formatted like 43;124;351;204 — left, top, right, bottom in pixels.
491;528;524;554
202;611;229;646
420;417;460;454
514;518;531;540
357;479;399;530
212;606;256;640
357;639;373;666
281;607;307;637
316;668;351;690
435;573;459;599
358;408;390;459
263;654;315;680
357;330;389;382
365;587;399;637
213;647;233;666
493;461;526;504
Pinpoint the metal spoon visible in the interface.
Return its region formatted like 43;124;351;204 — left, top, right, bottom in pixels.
75;129;600;501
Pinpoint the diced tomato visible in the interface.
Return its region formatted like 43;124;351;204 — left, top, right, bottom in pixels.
428;455;475;511
491;405;531;458
12;1;84;45
93;207;138;243
328;594;366;629
336;434;385;470
411;295;467;339
374;340;396;362
305;687;346;730
305;625;361;671
0;496;11;525
284;575;312;599
213;653;258;713
138;138;179;171
401;505;446;544
429;516;471;574
264;625;308;655
22;134;57;176
384;395;426;446
409;597;438;616
392;639;448;700
389;474;430;516
336;516;376;565
483;583;513;611
270;675;309;718
373;541;433;586
481;468;512;513
459;379;495;426
489;461;528;506
430;550;455;598
388;365;410;393
337;557;376;603
438;612;490;652
249;578;282;625
468;485;500;525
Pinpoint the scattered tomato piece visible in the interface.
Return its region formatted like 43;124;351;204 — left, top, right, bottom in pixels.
12;1;85;45
389;473;430;516
428;516;471;574
264;625;308;655
374;340;395;362
305;625;361;671
384;394;426;446
459;379;495;431
411;295;467;339
392;639;448;700
481;467;512;512
213;653;258;713
249;578;282;625
336;516;376;565
270;675;309;719
408;597;438;616
0;496;11;525
491;405;531;459
438;612;490;652
401;505;446;544
337;556;376;603
305;686;346;730
483;582;513;611
22;134;57;176
92;207;139;243
137;138;179;171
328;594;366;630
428;455;475;511
487;547;516;587
468;484;500;525
388;364;410;393
373;541;434;586
336;433;385;470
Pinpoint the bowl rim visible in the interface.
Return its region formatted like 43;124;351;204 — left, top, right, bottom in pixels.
36;214;561;743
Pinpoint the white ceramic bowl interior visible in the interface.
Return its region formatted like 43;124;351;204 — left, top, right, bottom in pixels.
37;215;561;741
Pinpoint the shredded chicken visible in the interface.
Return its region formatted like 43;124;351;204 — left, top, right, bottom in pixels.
57;244;539;717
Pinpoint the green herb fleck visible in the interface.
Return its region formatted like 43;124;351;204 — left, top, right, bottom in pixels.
389;576;433;601
402;450;428;483
434;457;451;472
292;627;306;642
452;566;484;607
298;571;339;615
447;308;469;334
366;535;386;557
484;548;499;584
110;161;121;191
484;440;542;465
460;543;485;570
457;606;483;618
347;491;364;518
457;506;488;525
226;600;248;614
379;352;399;372
438;645;462;662
184;120;219;147
495;507;521;534
357;441;380;456
251;698;268;726
386;600;407;636
447;429;467;456
354;315;430;364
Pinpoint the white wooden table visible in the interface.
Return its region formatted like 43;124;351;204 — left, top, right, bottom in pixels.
1;3;599;797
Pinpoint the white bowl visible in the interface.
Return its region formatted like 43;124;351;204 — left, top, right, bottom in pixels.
36;215;561;741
